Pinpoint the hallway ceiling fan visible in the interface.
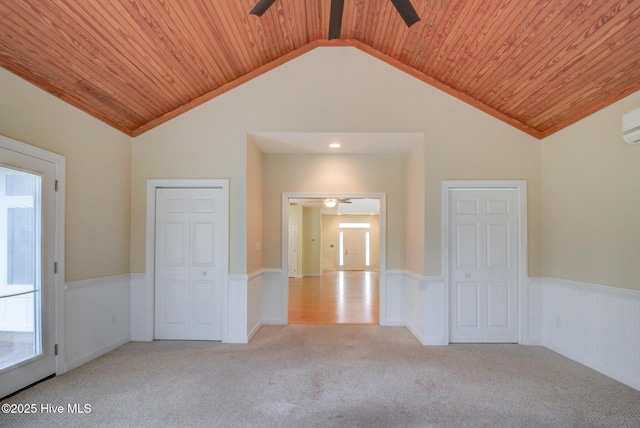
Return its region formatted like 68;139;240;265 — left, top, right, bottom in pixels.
250;0;420;40
290;198;353;208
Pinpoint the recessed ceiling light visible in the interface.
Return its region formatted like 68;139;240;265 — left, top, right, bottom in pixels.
329;143;341;148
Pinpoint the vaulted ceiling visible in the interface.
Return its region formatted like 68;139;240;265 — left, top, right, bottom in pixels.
0;1;639;138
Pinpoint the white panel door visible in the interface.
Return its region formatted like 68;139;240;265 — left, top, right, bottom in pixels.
449;189;518;343
0;148;56;398
342;229;365;271
155;188;224;340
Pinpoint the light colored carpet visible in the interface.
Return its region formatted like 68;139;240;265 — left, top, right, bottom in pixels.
1;325;639;427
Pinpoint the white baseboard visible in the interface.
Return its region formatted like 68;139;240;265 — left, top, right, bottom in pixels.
65;337;129;372
529;277;640;391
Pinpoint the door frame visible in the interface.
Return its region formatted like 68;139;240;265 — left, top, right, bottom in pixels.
0;134;65;375
338;227;368;271
442;181;528;344
287;222;298;278
281;192;386;324
146;179;229;341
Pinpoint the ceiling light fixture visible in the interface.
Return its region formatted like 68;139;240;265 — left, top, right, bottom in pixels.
324;199;337;208
329;143;341;148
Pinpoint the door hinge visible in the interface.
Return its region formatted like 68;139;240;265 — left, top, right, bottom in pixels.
54;262;58;274
54;344;58;356
54;180;59;191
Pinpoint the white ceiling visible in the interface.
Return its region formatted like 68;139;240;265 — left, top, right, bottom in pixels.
290;198;380;215
249;132;423;154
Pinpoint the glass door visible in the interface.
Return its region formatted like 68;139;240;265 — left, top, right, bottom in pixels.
0;146;57;399
0;167;42;372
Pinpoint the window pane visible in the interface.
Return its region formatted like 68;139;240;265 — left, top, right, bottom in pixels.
0;292;38;371
8;207;35;285
0;166;42;371
338;222;370;229
6;174;36;196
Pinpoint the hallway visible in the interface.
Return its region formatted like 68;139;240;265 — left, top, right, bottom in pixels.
288;271;379;324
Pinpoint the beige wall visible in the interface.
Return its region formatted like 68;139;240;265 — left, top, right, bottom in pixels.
246;138;263;273
406;140;426;275
0;68;131;282
263;153;407;270
424;128;542;276
4;41;635;299
131;47;541;276
4;46;541;278
541;90;640;291
322;215;380;271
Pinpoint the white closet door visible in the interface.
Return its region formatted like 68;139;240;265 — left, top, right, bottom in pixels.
450;189;518;343
155;188;225;340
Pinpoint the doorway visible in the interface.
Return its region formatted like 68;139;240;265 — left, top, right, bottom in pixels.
0;137;63;399
443;181;528;344
282;193;386;325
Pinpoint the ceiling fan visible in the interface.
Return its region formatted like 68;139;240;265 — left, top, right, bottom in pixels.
250;0;420;40
290;198;353;208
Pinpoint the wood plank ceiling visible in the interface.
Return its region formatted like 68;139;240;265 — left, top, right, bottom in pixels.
0;0;639;138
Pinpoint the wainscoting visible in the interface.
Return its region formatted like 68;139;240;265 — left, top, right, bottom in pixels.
528;277;640;391
64;274;130;372
73;271;638;392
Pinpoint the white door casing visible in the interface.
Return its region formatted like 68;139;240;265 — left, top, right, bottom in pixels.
0;137;64;398
288;222;298;278
154;187;225;340
442;181;528;345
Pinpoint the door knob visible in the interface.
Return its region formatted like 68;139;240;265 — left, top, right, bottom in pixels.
465;272;471;278
202;271;207;276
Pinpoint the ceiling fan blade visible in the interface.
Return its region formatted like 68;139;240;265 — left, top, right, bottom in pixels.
328;0;345;40
250;0;277;17
390;0;421;27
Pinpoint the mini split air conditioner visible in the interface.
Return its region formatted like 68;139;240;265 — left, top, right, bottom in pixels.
622;107;640;144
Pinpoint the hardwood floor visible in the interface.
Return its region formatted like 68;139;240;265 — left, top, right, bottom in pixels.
288;271;379;324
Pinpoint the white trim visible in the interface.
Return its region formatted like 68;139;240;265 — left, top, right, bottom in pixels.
281;192;387;325
0;134;66;375
529;276;640;391
536;276;640;299
442;180;528;344
248;268;281;281
65;273;132;290
145;179;230;342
